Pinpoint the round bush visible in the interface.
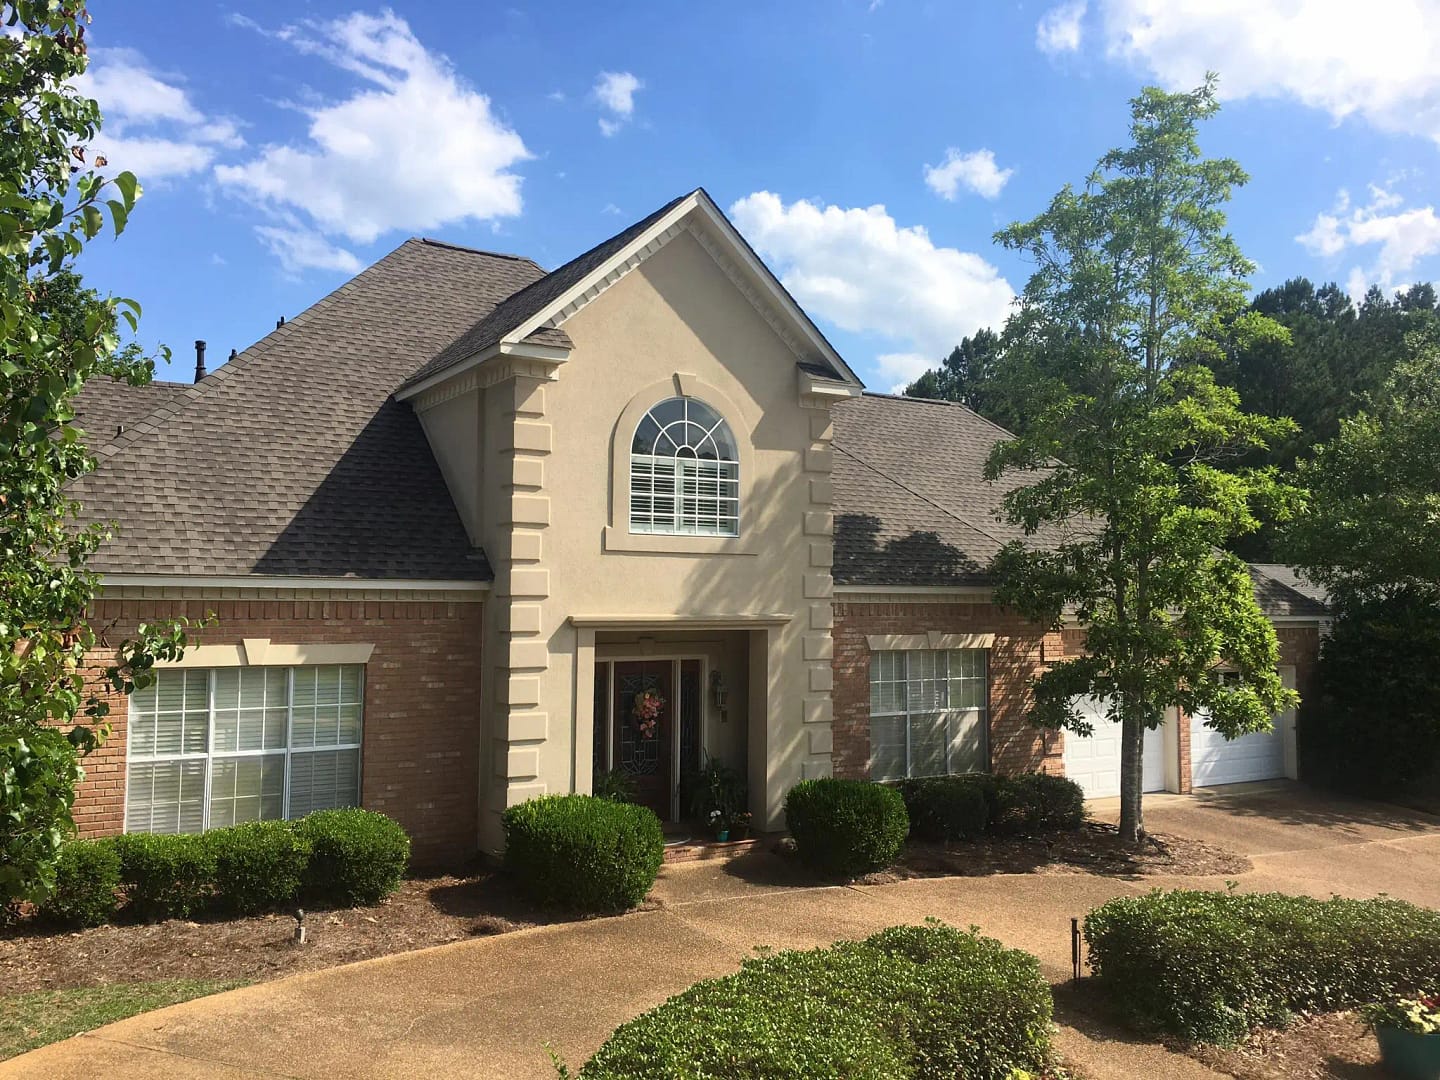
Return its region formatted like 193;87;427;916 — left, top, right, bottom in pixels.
579;921;1054;1079
295;808;410;908
1085;889;1440;1044
39;838;120;928
784;778;908;878
208;821;311;915
898;777;991;841
112;832;215;921
999;773;1086;834
502;794;663;913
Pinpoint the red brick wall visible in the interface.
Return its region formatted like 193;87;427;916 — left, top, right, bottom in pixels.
75;596;484;868
831;601;1065;781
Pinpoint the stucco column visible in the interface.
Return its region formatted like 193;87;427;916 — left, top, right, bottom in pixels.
484;374;553;846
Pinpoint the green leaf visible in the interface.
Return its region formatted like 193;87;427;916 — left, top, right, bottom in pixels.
105;199;128;237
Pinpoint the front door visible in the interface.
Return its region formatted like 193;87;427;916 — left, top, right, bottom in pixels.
613;661;674;820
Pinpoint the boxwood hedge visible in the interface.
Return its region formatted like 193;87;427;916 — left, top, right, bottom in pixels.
503;794;664;913
38;838;121;928
1085;888;1440;1044
209;820;312;915
295;808;410;908
784;778;908;878
577;921;1054;1080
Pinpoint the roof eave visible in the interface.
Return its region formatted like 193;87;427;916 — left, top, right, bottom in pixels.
395;339;571;403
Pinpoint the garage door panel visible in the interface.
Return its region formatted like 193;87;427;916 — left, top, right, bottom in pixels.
1190;715;1284;787
1062;697;1167;799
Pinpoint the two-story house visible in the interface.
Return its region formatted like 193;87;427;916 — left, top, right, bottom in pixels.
70;189;1326;865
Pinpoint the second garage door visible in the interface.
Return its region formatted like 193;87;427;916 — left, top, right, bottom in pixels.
1189;666;1297;788
1063;697;1168;799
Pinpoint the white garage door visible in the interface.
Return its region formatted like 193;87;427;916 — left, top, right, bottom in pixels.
1189;667;1296;788
1063;697;1167;799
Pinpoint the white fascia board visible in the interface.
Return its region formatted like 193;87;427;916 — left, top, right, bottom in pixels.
395;340;570;403
101;574;491;592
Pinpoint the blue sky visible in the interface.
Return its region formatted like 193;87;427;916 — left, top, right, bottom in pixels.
74;1;1440;388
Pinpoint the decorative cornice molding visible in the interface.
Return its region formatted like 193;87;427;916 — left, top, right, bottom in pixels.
535;222;689;332
409;351;565;413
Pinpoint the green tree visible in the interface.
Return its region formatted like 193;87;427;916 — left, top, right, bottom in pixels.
1;2;193;903
983;78;1299;843
905;329;1003;415
1284;329;1440;606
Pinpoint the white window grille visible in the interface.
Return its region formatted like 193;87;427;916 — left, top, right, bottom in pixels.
868;649;988;781
630;396;739;537
125;665;363;833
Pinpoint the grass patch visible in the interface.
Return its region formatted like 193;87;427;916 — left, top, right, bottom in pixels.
0;978;245;1060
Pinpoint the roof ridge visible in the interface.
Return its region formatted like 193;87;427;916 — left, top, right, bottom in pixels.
860;390;1020;441
833;441;1009;552
417;237;537;265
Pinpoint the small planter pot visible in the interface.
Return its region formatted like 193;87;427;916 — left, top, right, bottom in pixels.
732;826;750;841
713;829;731;843
1376;1026;1440;1080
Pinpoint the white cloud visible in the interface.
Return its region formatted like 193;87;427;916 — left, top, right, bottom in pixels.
728;192;1015;390
216;10;530;250
924;148;1014;200
1037;1;1087;55
1095;0;1440;143
593;71;642;136
255;222;365;276
74;48;243;181
1297;185;1440;296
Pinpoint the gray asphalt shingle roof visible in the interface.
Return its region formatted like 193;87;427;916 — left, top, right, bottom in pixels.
832;393;1328;618
73;237;550;579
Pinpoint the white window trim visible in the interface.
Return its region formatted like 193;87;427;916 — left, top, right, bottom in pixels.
605;374;756;556
125;664;365;833
868;647;990;782
156;639;375;669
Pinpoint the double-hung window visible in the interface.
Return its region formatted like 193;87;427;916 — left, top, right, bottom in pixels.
869;649;988;781
629;396;740;536
126;664;363;834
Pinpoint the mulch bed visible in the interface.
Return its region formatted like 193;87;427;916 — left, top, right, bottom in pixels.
1187;1013;1383;1079
859;822;1251;884
0;868;636;996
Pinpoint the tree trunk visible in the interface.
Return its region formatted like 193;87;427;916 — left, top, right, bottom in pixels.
1118;704;1147;846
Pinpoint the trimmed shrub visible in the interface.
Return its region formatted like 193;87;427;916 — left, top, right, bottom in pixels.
503;795;663;913
112;833;216;921
897;776;990;841
579;921;1054;1079
1085;889;1440;1044
295;808;410;908
208;821;311;915
38;839;121;928
784;778;909;878
994;773;1086;835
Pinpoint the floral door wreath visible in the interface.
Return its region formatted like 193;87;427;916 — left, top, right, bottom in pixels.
632;688;665;739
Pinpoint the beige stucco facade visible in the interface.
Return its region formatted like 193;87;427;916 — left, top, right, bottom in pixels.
413;216;857;849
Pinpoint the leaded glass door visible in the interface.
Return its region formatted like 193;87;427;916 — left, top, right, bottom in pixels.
612;661;673;820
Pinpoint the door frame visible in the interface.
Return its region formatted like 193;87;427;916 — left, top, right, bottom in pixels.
596;654;709;822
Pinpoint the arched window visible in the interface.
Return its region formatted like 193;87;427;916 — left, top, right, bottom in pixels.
630;396;740;536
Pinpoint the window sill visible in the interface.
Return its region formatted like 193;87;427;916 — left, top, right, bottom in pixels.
602;527;757;556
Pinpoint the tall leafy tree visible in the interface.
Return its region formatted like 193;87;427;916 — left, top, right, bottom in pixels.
1284;327;1440;606
905;329;1003;415
983;78;1299;843
2;2;192;902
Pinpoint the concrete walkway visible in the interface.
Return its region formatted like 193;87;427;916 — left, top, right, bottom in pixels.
6;783;1439;1080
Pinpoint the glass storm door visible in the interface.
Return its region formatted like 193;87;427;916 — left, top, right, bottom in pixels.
613;661;674;820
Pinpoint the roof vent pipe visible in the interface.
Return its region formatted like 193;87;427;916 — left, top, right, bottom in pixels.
276;315;286;329
229;348;238;364
193;339;207;383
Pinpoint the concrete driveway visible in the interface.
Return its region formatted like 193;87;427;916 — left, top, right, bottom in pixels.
5;783;1438;1080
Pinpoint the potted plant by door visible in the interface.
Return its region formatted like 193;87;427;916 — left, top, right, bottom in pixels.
1363;993;1440;1080
707;810;730;842
730;811;753;841
686;757;747;843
